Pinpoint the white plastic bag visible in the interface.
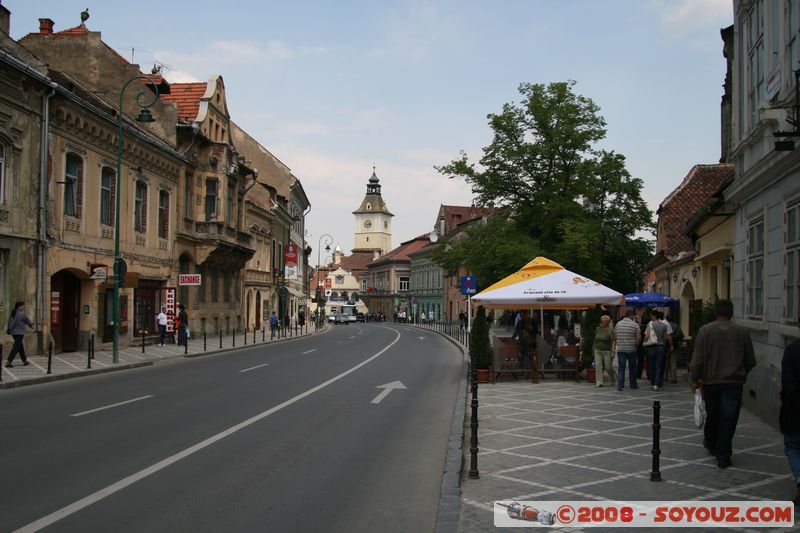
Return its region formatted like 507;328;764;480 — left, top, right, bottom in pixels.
693;389;706;428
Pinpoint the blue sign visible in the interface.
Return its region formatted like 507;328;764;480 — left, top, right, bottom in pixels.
460;275;477;295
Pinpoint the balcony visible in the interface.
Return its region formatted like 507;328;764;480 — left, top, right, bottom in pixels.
195;220;253;247
245;268;272;286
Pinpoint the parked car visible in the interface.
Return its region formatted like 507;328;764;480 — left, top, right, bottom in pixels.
355;312;366;322
333;314;350;325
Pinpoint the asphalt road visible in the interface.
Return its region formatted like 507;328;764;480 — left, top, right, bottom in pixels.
0;323;464;532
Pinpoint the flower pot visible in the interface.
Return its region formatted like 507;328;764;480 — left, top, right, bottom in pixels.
476;368;491;383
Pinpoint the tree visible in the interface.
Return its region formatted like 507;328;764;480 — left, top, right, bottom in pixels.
436;81;653;292
430;216;539;288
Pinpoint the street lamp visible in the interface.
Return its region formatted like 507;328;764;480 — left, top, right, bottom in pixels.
316;233;333;328
113;76;159;364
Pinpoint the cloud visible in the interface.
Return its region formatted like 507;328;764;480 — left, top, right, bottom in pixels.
154;39;328;82
366;1;458;61
655;0;732;33
269;107;396;139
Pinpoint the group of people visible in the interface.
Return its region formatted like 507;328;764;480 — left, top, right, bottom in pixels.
592;308;684;391
154;303;189;347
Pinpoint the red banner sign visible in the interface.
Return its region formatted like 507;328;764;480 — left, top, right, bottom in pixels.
324;278;332;289
285;242;298;266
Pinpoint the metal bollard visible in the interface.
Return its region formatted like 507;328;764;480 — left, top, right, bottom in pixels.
87;339;92;369
219;329;222;349
0;345;3;381
47;341;53;375
244;326;247;345
233;328;236;348
469;364;480;479
91;333;95;360
142;327;146;353
262;327;265;343
253;327;256;344
184;333;188;355
204;329;207;352
650;400;662;481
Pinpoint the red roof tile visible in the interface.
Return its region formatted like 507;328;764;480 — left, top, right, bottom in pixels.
161;82;207;122
437;204;493;234
369;235;431;266
656;164;734;259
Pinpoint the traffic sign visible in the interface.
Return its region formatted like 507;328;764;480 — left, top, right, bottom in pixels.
460;275;477;295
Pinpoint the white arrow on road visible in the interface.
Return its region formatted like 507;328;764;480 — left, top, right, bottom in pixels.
371;381;407;404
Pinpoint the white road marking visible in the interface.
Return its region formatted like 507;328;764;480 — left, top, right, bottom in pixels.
69;395;154;418
239;363;269;373
19;328;402;532
302;349;316;355
371;381;407;404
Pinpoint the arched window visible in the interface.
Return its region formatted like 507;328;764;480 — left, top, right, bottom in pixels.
64;153;83;217
158;190;169;239
134;181;147;233
100;167;115;226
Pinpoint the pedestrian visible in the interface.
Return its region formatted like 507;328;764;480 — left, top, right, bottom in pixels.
643;310;669;390
612;308;640;391
459;311;466;330
5;301;33;367
156;307;168;346
593;315;615;387
512;310;532;369
665;312;684;384
636;311;649;380
177;303;189;346
428;309;434;323
780;321;800;505
690;299;755;469
270;311;278;339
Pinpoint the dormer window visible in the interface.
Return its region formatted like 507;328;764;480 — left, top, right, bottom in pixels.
367;204;372;210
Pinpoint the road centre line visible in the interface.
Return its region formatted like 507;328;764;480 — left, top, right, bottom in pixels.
69;395;154;418
19;327;402;533
301;349;316;354
239;363;269;373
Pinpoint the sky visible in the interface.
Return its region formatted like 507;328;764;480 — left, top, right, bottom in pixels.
5;0;733;260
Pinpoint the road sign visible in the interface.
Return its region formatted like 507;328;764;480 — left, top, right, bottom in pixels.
460;275;477;295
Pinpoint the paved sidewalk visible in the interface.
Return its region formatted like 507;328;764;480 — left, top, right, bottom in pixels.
0;326;322;389
458;377;798;532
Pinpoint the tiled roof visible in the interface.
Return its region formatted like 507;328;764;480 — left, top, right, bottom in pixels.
437;204;493;234
339;250;378;272
54;24;89;37
160;82;207;122
656;164;734;259
369;235;431;267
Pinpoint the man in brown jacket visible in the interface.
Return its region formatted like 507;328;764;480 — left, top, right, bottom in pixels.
690;299;756;469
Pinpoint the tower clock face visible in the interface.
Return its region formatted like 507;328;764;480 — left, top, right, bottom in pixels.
363;220;372;228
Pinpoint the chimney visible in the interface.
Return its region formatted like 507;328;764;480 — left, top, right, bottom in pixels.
38;18;54;34
0;2;10;35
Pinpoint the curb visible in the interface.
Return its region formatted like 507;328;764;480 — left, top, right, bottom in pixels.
0;361;154;389
410;326;468;533
183;328;324;359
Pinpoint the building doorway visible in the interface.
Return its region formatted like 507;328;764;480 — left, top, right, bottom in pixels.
50;270;81;352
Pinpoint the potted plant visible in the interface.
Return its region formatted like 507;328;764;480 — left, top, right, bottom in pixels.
470;306;492;383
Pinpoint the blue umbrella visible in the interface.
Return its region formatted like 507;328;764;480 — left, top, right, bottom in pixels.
624;292;678;307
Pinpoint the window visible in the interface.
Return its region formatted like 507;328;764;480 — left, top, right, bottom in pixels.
226;181;235;224
211;269;219;303
134;181;147;233
184;173;192;218
100;167;114;226
205;179;218;221
746;1;765;129
0;143;5;204
335;275;344;285
787;202;800;322
223;270;231;302
361;279;367;292
0;249;6;306
64;153;82;217
747;218;765;317
158;190;169;239
399;276;410;292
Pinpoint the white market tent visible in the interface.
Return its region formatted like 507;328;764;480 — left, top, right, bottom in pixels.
471;257;623;322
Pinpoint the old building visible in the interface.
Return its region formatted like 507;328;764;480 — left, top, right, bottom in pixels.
0;8;48;355
20;16;186;350
727;0;800;422
363;235;430;318
409;241;442;321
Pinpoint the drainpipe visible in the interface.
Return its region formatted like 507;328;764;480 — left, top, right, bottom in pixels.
37;87;55;354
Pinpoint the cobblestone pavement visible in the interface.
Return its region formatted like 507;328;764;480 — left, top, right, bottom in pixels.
458;377;799;532
0;326;320;388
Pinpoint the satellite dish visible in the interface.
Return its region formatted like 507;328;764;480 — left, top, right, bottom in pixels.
429;229;439;243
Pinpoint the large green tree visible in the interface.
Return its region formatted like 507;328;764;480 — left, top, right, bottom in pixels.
435;81;653;292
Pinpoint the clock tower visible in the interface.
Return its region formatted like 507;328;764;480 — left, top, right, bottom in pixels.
353;167;393;255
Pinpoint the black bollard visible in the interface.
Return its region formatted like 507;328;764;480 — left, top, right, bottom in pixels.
87;339;92;369
469;364;480;479
219;329;222;349
47;341;53;375
0;345;3;381
233;328;236;348
253;327;256;344
91;333;95;360
184;333;188;355
244;326;247;345
142;327;146;353
204;329;207;352
262;327;265;343
650;400;662;481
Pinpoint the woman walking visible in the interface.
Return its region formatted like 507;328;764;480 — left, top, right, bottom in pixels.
593;315;615;387
5;301;33;367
